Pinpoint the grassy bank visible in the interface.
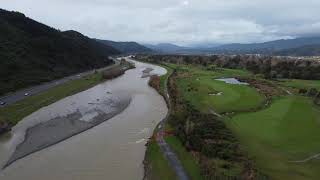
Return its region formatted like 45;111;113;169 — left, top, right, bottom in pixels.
228;96;320;180
144;127;177;180
0;63;130;132
144;64;179;180
165;135;203;180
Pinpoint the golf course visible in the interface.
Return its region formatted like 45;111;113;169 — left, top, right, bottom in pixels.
141;57;320;180
228;96;320;180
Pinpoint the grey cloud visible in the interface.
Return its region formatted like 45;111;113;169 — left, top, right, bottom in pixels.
1;0;320;45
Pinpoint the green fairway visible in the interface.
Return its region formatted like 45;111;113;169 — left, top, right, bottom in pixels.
228;96;320;180
176;71;265;113
279;79;320;90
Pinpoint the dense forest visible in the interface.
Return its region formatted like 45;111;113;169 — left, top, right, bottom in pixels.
137;54;320;80
0;9;120;95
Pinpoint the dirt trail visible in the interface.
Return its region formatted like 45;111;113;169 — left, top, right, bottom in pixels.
290;153;320;163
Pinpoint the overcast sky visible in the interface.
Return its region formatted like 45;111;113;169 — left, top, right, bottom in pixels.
1;0;320;46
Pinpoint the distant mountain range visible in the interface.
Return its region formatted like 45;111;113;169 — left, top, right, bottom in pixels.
0;9;119;95
1;8;320;97
146;37;320;56
212;37;320;55
97;40;152;54
144;43;189;53
274;44;320;56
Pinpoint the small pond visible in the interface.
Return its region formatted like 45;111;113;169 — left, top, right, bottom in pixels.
215;78;248;85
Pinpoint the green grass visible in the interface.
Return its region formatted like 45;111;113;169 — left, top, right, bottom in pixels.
144;139;177;180
0;73;104;125
228;96;320;180
165;136;204;180
167;63;252;78
278;79;320;90
174;65;265;113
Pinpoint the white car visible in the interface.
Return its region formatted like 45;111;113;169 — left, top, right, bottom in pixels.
24;93;29;96
0;101;5;105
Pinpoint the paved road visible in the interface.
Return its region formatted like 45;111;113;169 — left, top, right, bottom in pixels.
156;68;190;180
0;59;120;107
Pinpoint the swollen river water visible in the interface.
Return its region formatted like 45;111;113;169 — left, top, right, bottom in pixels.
0;59;168;180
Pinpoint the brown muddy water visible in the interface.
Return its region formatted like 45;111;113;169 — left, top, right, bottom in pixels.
0;59;168;180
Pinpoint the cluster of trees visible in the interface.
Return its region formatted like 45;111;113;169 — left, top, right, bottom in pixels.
102;60;134;80
148;75;160;92
0;9;119;95
298;88;320;106
137;54;320;80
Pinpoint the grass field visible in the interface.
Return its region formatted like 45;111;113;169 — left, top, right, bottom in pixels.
172;64;265;113
278;79;320;90
228;96;320;180
177;76;265;113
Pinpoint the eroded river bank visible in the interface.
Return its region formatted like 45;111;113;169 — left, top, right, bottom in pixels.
0;59;168;180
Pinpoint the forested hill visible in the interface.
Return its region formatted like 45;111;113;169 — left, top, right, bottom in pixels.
212;37;320;55
0;9;120;96
97;39;152;54
274;44;320;56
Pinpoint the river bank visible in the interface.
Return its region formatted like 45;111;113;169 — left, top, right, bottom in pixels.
0;61;133;136
0;58;168;180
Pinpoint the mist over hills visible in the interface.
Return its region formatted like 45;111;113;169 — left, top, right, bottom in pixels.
0;9;119;95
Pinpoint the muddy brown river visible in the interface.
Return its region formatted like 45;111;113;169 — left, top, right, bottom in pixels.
0;59;168;180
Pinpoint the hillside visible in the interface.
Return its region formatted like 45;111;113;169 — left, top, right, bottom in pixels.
97;40;152;54
0;9;119;95
212;37;320;54
144;43;188;53
274;44;320;56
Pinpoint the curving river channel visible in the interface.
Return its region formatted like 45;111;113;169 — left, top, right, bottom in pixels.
0;59;168;180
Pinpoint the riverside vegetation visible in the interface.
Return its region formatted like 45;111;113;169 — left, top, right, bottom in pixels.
139;54;320;180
